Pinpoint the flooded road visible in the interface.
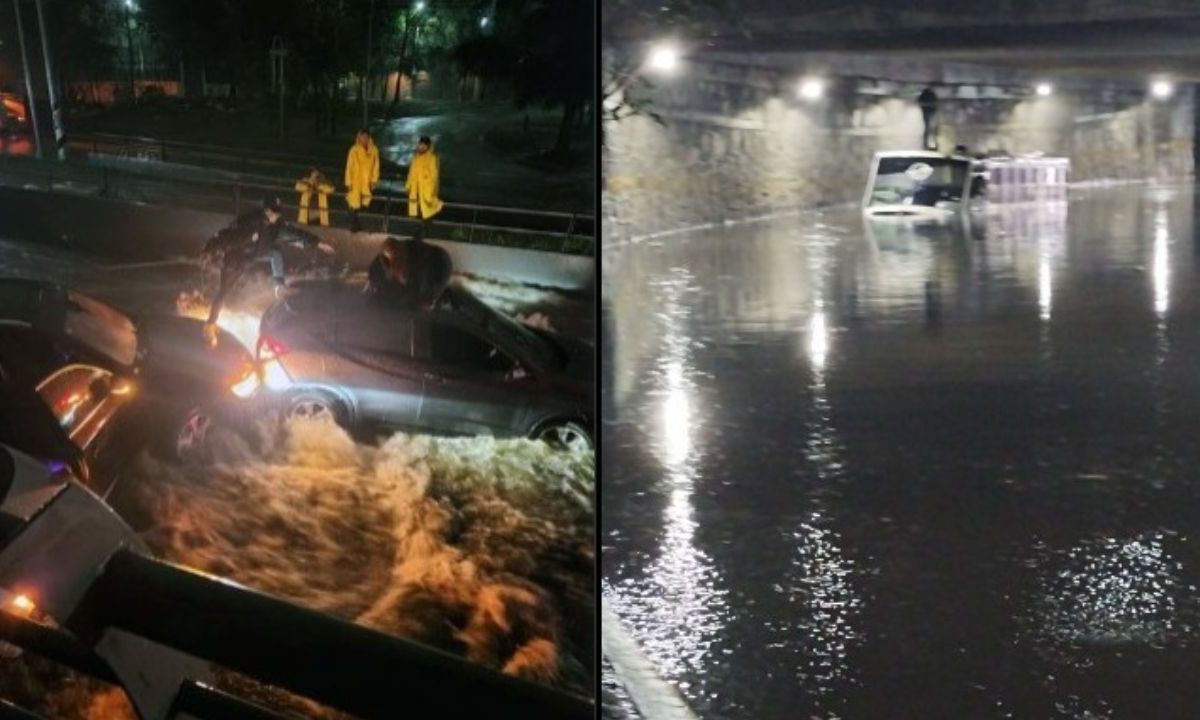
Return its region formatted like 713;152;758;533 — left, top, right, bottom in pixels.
0;236;594;715
602;184;1200;718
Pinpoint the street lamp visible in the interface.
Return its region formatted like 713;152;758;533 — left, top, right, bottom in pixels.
480;16;490;29
1036;82;1053;96
121;0;137;101
798;77;824;100
1151;80;1173;99
646;43;679;74
413;0;425;11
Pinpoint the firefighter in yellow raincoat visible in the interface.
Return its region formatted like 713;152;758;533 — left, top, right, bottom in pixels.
406;135;443;239
295;168;335;226
344;129;380;232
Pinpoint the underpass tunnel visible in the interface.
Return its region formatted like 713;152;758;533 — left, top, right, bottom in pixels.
603;5;1200;720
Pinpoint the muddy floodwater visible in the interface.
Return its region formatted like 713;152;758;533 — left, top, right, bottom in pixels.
602;184;1200;718
0;239;594;717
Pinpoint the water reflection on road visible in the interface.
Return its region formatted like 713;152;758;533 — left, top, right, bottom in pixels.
603;185;1200;718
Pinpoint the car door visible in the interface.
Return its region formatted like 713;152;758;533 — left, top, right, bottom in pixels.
331;304;426;430
411;314;530;439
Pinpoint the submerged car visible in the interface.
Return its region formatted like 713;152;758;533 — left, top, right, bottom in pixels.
255;279;594;451
0;279;259;497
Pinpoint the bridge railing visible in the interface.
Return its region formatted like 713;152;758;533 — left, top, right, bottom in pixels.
0;141;595;256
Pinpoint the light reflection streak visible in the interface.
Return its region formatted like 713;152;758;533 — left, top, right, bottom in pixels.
808;310;829;373
1153;207;1170;318
661;361;692;468
772;518;862;696
1038;257;1052;322
1031;533;1187;652
611;270;729;693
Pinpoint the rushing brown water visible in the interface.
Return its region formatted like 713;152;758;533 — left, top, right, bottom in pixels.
0;249;594;717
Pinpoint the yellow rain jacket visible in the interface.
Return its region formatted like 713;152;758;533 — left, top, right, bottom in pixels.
295;170;335;226
406;150;444;219
344;139;380;210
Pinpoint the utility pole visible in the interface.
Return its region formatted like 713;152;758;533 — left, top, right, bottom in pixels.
32;0;65;159
123;1;136;100
362;0;374;128
12;0;43;158
270;38;288;140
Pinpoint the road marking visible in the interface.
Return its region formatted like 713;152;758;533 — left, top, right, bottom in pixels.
601;596;698;720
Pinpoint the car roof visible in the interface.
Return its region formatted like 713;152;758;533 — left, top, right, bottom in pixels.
270;279;562;374
0;278;137;368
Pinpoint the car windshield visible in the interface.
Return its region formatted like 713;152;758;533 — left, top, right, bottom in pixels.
438;286;561;372
868;156;969;207
64;292;137;367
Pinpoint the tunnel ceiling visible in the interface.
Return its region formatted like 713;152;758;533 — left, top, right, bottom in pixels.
607;1;1200;83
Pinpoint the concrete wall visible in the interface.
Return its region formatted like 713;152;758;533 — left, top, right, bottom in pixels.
0;187;594;292
603;56;1194;243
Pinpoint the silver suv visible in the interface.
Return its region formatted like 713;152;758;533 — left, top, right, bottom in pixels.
255;279;593;451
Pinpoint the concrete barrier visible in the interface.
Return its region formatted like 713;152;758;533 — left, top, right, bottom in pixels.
601;598;698;720
0;186;594;293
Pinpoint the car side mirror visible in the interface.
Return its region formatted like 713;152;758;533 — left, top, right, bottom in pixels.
89;377;111;401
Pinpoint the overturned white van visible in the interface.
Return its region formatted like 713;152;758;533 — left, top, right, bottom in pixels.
863;151;979;220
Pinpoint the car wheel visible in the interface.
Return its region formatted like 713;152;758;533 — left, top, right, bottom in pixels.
174;407;213;463
535;420;593;453
286;393;343;426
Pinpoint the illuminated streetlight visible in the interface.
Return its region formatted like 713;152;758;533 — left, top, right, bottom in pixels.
413;0;425;11
1036;82;1053;97
647;43;679;74
479;16;490;28
798;77;824;101
1152;80;1173;99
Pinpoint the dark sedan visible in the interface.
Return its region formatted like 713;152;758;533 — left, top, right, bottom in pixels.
0;279;259;497
255;279;593;451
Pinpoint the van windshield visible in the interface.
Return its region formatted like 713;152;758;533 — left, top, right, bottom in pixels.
868;157;969;207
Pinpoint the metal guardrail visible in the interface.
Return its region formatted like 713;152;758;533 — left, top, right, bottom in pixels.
0;148;595;255
0;444;594;720
0;549;594;720
66;131;596;241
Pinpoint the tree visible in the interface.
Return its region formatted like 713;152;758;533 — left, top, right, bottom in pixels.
601;0;735;126
509;0;593;159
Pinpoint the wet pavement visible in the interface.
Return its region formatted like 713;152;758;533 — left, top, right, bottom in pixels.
602;184;1200;718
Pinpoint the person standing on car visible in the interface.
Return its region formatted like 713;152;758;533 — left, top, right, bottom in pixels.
203;198;334;345
406;135;443;240
408;237;453;309
344;129;380;233
365;237;417;309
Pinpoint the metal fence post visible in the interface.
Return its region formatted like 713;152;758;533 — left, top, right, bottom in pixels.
564;213;576;253
383;195;391;233
468;207;478;244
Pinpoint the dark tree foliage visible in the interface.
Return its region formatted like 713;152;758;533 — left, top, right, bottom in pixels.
510;0;593;158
